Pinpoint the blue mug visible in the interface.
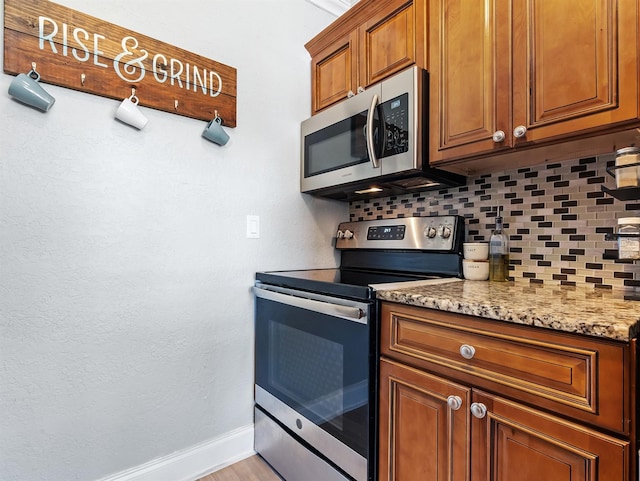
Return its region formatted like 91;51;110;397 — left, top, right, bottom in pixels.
8;70;55;112
202;116;229;146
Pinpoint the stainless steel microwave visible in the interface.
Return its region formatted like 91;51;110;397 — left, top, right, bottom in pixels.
300;66;465;201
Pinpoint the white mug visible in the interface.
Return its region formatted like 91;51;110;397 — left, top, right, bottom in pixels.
115;94;148;130
202;116;229;146
8;70;55;112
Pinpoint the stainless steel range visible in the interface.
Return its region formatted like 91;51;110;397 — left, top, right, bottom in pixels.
253;216;465;481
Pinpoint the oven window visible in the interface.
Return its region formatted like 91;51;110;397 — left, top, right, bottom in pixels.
270;323;347;430
255;296;370;457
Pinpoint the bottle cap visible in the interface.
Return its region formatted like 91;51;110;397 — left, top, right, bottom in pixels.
616;147;640;156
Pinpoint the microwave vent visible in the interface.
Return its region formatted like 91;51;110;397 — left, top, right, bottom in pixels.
387;177;442;190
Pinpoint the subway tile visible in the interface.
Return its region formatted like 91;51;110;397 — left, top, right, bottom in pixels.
347;154;637;290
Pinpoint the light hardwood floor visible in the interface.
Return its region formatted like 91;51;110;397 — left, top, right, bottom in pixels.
197;455;282;481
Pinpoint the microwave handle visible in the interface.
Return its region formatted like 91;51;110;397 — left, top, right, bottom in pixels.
366;94;380;168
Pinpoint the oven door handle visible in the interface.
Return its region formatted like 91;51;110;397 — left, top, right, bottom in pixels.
252;287;367;324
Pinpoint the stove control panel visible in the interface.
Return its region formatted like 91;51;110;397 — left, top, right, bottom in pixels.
336;216;463;252
366;224;406;240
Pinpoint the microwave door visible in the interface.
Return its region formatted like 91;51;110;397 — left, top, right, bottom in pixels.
301;87;383;193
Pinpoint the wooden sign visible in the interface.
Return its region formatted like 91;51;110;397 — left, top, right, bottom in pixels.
3;0;237;127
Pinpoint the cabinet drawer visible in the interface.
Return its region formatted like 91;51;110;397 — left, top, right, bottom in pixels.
380;302;630;434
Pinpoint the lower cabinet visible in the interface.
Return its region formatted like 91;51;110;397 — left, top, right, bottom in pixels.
378;302;633;481
380;359;629;481
379;359;470;481
470;390;628;481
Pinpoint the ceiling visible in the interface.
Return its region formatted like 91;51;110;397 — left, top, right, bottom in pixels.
306;0;359;17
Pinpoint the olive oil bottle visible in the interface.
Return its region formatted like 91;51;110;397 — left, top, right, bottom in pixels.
489;208;509;282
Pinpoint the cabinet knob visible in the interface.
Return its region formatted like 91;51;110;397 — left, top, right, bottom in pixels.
447;395;463;411
513;125;527;138
492;130;506;143
470;402;487;419
459;344;476;359
347;90;356;98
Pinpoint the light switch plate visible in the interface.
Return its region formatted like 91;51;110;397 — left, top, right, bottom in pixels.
247;215;260;238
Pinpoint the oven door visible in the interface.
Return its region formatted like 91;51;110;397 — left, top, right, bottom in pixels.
253;285;374;481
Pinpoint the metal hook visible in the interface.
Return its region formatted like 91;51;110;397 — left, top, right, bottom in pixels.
131;87;136;97
27;62;41;80
215;109;219;118
81;73;86;86
28;62;40;80
174;99;179;111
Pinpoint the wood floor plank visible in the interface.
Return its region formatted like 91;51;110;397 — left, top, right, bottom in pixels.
197;455;282;481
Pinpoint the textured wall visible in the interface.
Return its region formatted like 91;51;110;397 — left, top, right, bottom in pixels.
350;155;640;291
0;2;346;481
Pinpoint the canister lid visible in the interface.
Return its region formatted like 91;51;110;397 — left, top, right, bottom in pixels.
618;217;640;225
616;146;640;156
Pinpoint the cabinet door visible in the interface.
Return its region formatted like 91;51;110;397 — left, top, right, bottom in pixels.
379;358;470;481
470;390;629;481
310;31;358;113
429;0;512;164
359;0;417;89
511;0;639;144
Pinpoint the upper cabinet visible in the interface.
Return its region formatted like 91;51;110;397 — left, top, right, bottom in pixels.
429;0;640;166
305;0;427;114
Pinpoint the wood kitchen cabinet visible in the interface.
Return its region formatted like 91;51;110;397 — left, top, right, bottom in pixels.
379;302;635;481
305;0;427;113
470;390;627;481
380;358;470;481
428;0;640;166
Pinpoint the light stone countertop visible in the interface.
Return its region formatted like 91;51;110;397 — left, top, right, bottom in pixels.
375;280;640;341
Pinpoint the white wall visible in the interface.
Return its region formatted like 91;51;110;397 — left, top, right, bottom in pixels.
0;2;347;480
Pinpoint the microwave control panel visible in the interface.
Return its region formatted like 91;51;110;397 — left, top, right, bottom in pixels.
380;93;409;157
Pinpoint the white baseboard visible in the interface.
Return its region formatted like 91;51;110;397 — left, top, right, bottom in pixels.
99;424;255;481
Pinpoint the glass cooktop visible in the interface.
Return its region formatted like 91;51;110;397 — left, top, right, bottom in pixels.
255;268;442;300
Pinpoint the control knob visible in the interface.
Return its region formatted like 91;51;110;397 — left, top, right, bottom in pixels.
425;226;437;238
439;225;452;239
343;229;354;239
336;230;344;239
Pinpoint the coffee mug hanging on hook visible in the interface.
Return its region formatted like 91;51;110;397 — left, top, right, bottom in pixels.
202;111;229;146
8;62;56;112
115;88;148;130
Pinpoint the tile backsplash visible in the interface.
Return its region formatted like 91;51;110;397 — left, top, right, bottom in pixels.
349;155;640;291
